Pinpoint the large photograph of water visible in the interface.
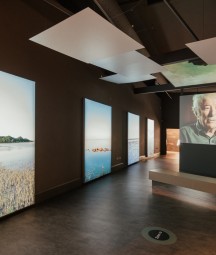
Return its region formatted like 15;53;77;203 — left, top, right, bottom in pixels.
128;112;140;165
84;99;112;183
0;71;35;218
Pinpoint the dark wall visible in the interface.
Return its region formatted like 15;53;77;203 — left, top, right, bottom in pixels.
160;93;180;154
0;0;161;202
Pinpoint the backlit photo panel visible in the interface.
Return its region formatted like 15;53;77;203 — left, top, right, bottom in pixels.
147;119;154;157
128;112;140;165
0;71;35;218
180;92;216;145
84;99;112;182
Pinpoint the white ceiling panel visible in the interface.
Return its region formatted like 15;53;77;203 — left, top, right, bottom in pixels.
91;51;165;76
186;37;216;65
100;73;155;84
29;7;144;63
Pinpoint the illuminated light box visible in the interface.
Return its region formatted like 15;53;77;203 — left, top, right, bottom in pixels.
91;51;165;76
180;92;216;145
162;61;216;87
84;98;112;183
186;37;216;65
179;92;216;178
0;71;35;218
100;73;155;84
147;119;154;157
128;112;140;165
30;8;144;63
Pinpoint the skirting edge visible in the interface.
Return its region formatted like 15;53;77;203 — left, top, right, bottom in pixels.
112;162;125;172
35;178;82;203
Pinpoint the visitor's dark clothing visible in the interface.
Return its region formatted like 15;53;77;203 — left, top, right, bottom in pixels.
180;122;216;144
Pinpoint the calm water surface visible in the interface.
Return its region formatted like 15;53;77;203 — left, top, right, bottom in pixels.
0;142;34;170
85;139;111;182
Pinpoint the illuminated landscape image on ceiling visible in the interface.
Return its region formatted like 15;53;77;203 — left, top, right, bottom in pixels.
162;61;216;87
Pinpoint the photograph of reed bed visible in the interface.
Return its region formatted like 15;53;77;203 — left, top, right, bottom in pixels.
84;99;112;183
128;112;140;165
0;71;35;218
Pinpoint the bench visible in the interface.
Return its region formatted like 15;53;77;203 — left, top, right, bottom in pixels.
149;169;216;194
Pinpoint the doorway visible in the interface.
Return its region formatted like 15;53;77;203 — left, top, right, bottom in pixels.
166;129;180;152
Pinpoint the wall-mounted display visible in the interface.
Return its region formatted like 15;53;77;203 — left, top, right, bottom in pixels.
147;119;154;157
128;112;140;165
0;71;35;218
84;99;112;182
180;92;216;178
180;92;216;145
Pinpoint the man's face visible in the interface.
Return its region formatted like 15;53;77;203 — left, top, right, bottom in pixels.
198;95;216;131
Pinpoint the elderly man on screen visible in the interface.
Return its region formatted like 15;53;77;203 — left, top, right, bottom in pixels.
180;93;216;144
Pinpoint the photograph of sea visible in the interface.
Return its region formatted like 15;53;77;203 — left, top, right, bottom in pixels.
84;99;112;183
0;71;35;218
128;112;140;165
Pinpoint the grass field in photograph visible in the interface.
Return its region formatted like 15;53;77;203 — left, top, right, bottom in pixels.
0;168;34;217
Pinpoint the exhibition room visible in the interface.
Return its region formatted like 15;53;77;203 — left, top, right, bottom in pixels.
0;0;216;254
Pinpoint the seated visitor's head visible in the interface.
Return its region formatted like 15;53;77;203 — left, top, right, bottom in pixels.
192;93;216;133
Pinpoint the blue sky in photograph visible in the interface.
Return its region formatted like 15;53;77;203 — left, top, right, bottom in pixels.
128;112;140;139
0;71;35;140
85;99;111;140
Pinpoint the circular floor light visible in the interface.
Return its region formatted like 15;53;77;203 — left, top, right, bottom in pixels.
141;227;177;245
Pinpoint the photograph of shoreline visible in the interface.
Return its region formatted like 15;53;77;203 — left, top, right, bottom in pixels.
128;112;140;165
84;99;112;182
0;71;35;217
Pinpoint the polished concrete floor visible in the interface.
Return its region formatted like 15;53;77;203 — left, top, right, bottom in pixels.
0;153;216;255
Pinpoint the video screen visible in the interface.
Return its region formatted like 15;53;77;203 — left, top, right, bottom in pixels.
84;98;112;182
0;71;35;218
128;112;140;165
162;61;216;87
180;92;216;145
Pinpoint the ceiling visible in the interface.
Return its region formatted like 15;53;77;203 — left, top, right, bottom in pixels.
117;0;215;55
40;0;216;94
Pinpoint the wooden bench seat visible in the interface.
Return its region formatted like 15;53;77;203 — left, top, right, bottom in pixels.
149;169;216;194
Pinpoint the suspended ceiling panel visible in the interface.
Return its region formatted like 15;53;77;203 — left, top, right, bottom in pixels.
186;37;216;65
29;7;144;63
100;73;155;84
91;51;165;77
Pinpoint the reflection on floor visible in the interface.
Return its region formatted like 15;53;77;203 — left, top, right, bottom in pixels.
0;154;215;255
161;151;179;160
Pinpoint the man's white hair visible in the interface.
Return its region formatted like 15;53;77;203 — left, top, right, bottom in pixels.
192;93;215;117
